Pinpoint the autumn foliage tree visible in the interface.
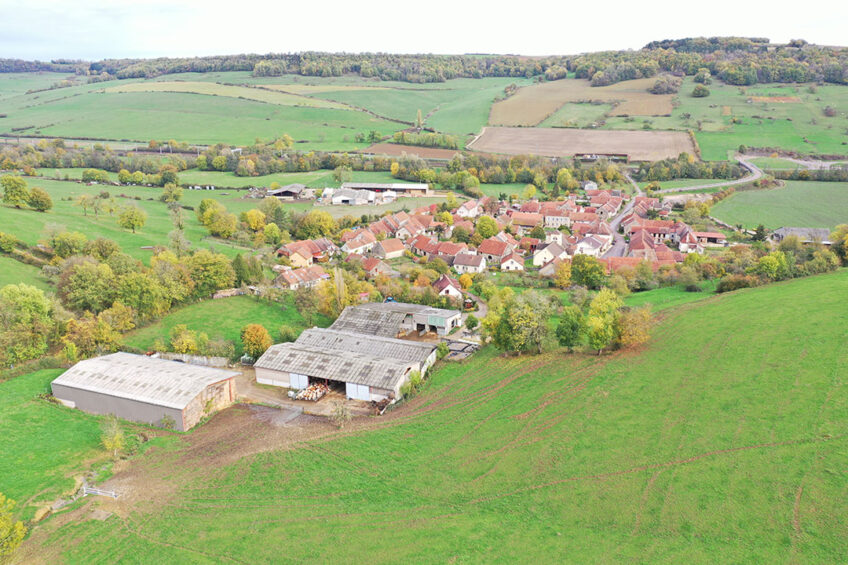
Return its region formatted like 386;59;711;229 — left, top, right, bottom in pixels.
241;323;272;359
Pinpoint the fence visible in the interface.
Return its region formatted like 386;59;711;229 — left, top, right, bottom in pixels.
83;486;118;499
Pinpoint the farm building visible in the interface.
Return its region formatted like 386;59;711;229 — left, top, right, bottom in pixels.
331;302;462;338
51;352;237;431
267;184;305;199
340;182;429;197
770;227;833;245
255;327;439;401
330;188;375;206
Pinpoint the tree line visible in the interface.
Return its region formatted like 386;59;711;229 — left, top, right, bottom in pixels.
5;38;847;87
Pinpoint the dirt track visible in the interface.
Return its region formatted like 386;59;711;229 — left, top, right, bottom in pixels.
467;127;696;161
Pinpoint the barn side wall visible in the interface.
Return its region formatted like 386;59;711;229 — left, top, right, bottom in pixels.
51;383;186;431
182;378;235;431
255;367;291;388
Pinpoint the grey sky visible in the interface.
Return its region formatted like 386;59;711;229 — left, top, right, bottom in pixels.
0;0;844;61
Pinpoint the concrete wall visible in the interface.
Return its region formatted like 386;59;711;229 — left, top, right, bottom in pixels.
182;379;234;431
52;383;186;431
256;367;291;388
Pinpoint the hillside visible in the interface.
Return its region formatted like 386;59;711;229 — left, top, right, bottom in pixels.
17;269;848;563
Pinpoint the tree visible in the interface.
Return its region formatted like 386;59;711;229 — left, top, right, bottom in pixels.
187;250;236;297
465;313;479;331
522;184;537;200
752;224;767;242
295;210;336;240
232;254;249;286
618;306;653;348
241;324;272;358
692;84;711;97
52;231;88;258
57;261;116;312
160;183;183;203
571;254;606;289
586;315;616;355
169;324;205;354
333;165;353;184
529;224;546;241
553;260;572;289
476;215;498;239
556;305;584;351
264;223;282;246
492;292;549;354
118;205;147;233
279;325;298;342
458;273;473;289
27;186;53;212
330;400;352;429
0;492;26;562
0;284;53;365
207;211;237;239
115;272;166;319
242;209;266;232
0;175;29;208
100;415;125;460
61;312;122;357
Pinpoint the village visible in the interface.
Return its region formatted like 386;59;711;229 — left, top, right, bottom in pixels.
45;174;743;431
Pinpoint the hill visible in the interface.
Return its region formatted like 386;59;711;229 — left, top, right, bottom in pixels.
16;269;848;563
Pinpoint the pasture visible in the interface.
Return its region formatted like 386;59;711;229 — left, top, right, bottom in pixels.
468;126;696;161
0;256;52;291
19;269;848;563
748;156;805;170
123;294;328;357
602;78;848;160
711;180;848;229
489;77;674;127
0;178;254;262
0;369;104;515
637;178;729;191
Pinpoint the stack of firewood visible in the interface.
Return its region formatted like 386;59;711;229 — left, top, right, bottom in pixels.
295;383;329;402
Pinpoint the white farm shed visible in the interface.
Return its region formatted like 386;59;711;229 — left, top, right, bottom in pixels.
51;352;238;431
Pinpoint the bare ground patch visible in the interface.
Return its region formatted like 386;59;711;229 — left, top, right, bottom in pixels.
468;127;696;161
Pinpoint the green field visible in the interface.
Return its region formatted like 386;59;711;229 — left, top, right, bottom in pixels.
602;78;848;160
0;369;103;513
624;280;718;311
712;180;848;229
637;178;729;191
0;179;255;262
177;168;398;189
748;157;805;170
0;256;52;291
123;294;329;356
20;269;847;562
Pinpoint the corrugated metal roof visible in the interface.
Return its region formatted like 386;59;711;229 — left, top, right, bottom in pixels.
51;352;238;410
330;307;407;338
295;328;435;365
254;343;414;389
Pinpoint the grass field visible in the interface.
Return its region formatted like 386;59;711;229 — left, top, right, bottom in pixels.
748;157;806;170
177;168;399;189
20;269;848;562
637;178;729;191
0;178;260;262
539;102;614;128
624;280;718;311
0;369;103;514
602;78;848;160
490;77;675;126
123;294;330;356
711;180;848;229
0;256;52;291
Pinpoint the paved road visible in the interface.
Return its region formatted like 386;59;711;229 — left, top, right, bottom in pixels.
654;155;764;194
602;173;644;258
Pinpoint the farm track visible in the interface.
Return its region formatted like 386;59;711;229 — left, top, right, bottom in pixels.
654;155;764;194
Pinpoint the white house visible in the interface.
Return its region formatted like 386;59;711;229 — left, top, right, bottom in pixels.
453;253;486;274
532;242;569;267
456;200;481;218
500;253;525;271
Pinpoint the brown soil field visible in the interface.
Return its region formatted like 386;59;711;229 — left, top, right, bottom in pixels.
361;143;464;159
490;78;674;126
468;127;696;161
721;106;732;116
750;96;801;103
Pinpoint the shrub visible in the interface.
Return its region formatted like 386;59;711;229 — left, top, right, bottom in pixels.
716;274;759;293
692;84;710;98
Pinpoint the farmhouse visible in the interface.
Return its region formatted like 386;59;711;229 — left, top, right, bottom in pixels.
453;252;486;274
51;352;237;432
500;253;525;271
274;265;329;290
433;273;463;298
340;182;430;197
373;238;405;259
694;232;728;246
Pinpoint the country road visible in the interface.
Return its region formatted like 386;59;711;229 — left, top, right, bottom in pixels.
602;173;644;258
654;155;764;194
